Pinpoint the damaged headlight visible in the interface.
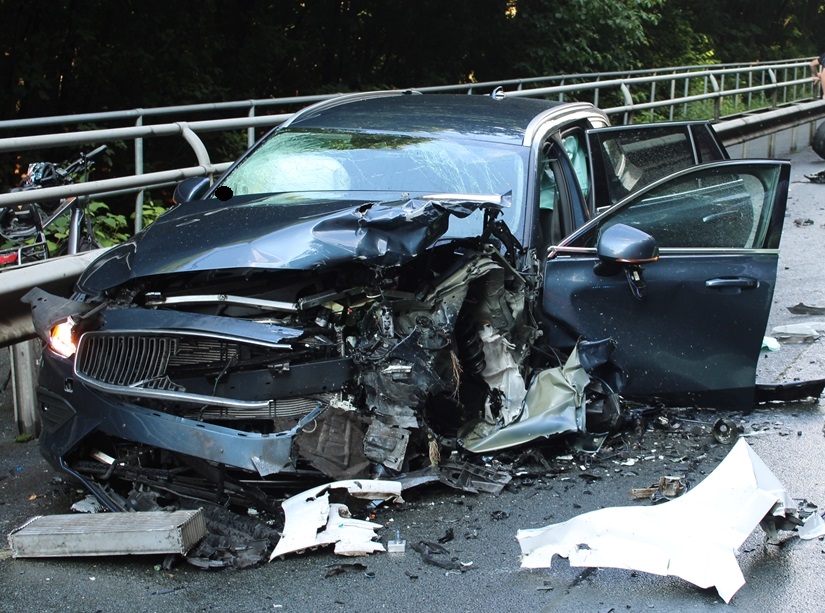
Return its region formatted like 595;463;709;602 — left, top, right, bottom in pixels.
49;317;78;358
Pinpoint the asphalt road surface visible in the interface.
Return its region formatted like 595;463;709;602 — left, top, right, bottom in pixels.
3;146;825;613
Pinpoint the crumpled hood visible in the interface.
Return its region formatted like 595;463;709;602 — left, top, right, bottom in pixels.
77;193;505;295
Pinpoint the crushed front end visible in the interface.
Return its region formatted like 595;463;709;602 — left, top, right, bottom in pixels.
26;195;620;511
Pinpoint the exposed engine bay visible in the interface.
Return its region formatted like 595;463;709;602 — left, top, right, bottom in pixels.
27;197;623;520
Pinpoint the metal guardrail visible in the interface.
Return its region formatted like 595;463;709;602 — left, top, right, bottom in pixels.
0;58;817;232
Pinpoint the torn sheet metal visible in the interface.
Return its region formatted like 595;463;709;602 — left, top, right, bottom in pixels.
76;195;508;294
516;438;825;603
458;344;590;453
270;480;403;560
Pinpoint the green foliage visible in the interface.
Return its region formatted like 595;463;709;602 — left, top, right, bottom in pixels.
133;199;169;230
45;200;129;252
509;0;666;76
1;0;824;129
88;201;129;246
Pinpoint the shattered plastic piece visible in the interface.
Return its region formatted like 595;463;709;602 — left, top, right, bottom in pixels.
794;217;815;226
771;322;825;342
787;302;825;315
761;336;780;352
517;439;823;603
324;562;368;577
269;480;403;560
71;494;106;514
409;540;464;570
804;170;825;183
755;379;825;403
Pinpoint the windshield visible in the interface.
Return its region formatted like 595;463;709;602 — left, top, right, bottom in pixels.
216;129;528;237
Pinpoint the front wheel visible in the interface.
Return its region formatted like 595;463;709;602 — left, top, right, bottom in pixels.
813;121;825;160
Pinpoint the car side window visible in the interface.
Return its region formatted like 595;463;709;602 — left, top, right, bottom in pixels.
569;163;784;250
589;126;700;208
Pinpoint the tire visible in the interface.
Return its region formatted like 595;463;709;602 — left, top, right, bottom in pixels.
813;121;825;160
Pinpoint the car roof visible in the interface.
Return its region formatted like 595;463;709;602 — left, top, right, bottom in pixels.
285;91;573;145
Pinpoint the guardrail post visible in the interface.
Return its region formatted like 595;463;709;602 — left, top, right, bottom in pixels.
248;104;256;148
709;74;720;120
135;113;145;233
619;82;633;124
768;68;778;109
10;341;41;436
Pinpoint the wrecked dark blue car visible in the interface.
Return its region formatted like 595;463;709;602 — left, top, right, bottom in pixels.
26;91;789;510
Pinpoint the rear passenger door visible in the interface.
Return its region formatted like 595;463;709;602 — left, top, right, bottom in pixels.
586;123;729;213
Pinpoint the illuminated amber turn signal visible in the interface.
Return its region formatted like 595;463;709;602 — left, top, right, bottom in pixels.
49;318;77;358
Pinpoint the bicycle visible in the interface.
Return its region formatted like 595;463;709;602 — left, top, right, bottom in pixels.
0;144;108;267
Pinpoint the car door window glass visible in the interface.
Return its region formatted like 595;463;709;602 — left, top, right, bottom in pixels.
571;164;783;249
591;126;698;206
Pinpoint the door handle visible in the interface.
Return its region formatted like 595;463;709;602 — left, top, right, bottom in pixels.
705;277;759;290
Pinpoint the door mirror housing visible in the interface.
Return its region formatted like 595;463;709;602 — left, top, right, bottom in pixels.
594;223;658;276
173;177;211;204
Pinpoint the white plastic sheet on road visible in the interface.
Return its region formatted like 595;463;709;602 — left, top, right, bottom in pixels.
270;479;404;560
516;438;825;603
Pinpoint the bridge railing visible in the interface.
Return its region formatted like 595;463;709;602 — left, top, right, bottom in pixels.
0;58;818;232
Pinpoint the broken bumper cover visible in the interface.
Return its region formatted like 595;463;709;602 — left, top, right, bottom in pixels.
37;351;311;499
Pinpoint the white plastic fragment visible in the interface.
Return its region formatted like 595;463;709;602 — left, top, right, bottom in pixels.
772;322;825;340
761;336;780;351
516;438;824;603
269;479;403;560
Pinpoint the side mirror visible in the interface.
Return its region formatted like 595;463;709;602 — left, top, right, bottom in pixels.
594;223;659;299
173;177;211;204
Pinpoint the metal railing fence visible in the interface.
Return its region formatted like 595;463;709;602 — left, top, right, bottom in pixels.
0;58;818;232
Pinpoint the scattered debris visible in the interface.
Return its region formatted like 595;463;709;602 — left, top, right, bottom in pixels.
70;494;106;514
755;379;825;404
324;562;368;578
437;527;455;544
630;476;688;503
712;418;740;444
516;439;825;603
269;480;403;560
771;322;825;342
9;509;206;558
409;540;473;571
387;529;407;553
762;336;780;351
787;302;825;315
804;170;825;183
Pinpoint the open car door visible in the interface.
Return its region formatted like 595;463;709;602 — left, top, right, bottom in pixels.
586;123;729;212
541;159;790;409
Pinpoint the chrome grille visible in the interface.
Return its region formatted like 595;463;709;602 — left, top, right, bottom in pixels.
77;333;245;388
76;334;179;389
